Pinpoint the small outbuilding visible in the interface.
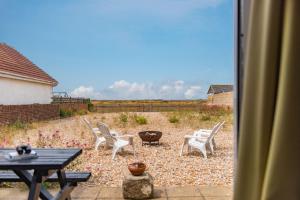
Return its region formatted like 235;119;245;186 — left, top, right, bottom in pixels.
207;84;233;106
0;43;58;105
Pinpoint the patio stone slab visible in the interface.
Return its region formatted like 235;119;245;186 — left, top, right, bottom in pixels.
199;186;232;197
0;185;231;200
97;187;123;199
72;186;100;199
169;198;231;200
0;188;27;200
205;197;232;200
97;187;166;199
166;186;203;198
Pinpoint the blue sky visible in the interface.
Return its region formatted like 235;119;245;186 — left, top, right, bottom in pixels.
0;0;233;100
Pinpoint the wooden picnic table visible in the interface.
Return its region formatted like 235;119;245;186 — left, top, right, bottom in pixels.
0;148;88;200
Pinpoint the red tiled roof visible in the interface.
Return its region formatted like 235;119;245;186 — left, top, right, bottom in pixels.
0;43;58;86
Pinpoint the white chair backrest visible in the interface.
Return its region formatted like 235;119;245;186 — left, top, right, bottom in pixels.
83;118;97;138
193;122;220;135
209;121;225;141
206;122;223;142
97;122;115;146
83;118;92;129
212;122;221;130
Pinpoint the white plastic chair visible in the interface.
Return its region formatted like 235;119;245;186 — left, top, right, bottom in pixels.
83;118;106;150
180;123;222;159
194;121;225;149
97;122;135;160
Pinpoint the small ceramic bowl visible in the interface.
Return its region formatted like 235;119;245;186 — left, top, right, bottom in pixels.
128;162;147;176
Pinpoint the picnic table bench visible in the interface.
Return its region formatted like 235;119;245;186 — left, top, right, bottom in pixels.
0;148;91;200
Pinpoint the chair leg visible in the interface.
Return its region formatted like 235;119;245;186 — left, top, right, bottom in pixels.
112;146;119;160
95;139;101;150
188;146;192;153
131;144;136;157
95;138;106;150
209;141;214;154
200;146;207;159
180;143;185;156
212;138;217;149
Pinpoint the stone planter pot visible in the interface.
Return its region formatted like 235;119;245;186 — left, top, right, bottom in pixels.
128;162;146;176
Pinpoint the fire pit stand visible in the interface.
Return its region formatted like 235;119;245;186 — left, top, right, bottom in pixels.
138;131;162;146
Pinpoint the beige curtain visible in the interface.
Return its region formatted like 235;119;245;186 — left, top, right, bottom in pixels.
234;0;300;199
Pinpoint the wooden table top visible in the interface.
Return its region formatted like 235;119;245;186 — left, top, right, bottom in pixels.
0;148;82;170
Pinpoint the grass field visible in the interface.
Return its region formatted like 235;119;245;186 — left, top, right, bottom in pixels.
92;99;207;105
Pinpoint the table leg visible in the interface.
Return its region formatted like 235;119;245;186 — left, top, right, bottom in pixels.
28;170;42;200
13;170;53;200
57;170;71;200
53;182;76;200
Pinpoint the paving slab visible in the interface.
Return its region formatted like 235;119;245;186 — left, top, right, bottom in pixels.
166;186;203;198
72;186;100;200
0;188;27;200
199;186;232;198
97;187;167;200
0;185;231;200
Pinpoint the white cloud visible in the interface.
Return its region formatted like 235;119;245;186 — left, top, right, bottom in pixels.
109;80;131;89
108;80;154;99
184;86;202;99
70;86;102;99
71;80;205;100
174;80;185;92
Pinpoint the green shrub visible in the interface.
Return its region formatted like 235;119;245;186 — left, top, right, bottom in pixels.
59;109;74;118
77;110;88;116
134;115;147;125
168;115;179;123
87;103;94;112
201;114;211;121
10;120;28;130
119;113;128;123
82;98;94;112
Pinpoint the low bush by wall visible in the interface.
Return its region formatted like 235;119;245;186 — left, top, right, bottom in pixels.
58;103;88;113
58;103;89;118
0;104;59;125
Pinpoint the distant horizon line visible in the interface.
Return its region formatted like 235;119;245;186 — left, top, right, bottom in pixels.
90;99;206;101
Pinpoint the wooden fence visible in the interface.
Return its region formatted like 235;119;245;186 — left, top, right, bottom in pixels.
0;104;59;125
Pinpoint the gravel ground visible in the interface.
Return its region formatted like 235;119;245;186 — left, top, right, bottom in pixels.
12;112;233;187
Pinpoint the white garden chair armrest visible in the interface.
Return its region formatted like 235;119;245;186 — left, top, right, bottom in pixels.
115;135;134;145
110;130;120;137
184;135;206;139
198;132;210;137
115;134;134;138
199;129;211;132
184;135;206;142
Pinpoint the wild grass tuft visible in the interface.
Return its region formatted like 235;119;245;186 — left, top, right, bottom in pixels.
119;113;128;123
201;114;211;121
168;115;180;123
59;109;74;118
134;115;147;125
9;119;29;130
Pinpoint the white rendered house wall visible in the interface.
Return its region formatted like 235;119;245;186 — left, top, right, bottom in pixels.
0;77;53;105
